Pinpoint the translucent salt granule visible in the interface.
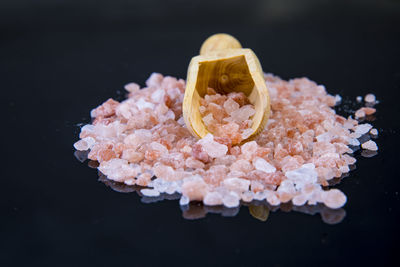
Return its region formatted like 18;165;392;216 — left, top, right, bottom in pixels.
179;195;190;206
141;188;160;197
253;157;276;173
361;140;378;151
74;137;95;151
203;191;223;206
321;189;347;209
356;96;362;102
354;123;373;135
222;192;240;208
198;134;228;158
364;93;376;103
370;128;378;136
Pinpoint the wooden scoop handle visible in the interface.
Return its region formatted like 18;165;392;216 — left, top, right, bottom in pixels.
199;34;242;55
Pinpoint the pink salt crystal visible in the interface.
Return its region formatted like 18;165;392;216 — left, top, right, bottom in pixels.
185;157;205;169
145;72;163;88
364;93;376;103
153;164;177;181
91;98;119;118
121;149;144;163
136;172;152;187
355;109;366;119
266;191;281;206
223;97;240;114
230;105;256;123
124;82;140;93
198;134;228;158
361;107;376;115
181;175;208;201
241;141;258;160
321;189;347;209
203;191;223;206
250;180;264;193
361;140;378;151
231;159;253;173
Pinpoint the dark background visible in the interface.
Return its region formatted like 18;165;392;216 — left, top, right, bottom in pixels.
2;0;400;266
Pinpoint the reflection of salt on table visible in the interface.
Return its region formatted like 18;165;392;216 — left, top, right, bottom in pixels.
74;73;379;210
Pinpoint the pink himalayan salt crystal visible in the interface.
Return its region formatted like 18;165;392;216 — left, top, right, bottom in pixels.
74;72;379;211
181;175;209;201
364;93;376;103
198;134;228;158
355;109;365;119
321;189;347;209
361;140;378;151
124;82;140;93
355;107;376;118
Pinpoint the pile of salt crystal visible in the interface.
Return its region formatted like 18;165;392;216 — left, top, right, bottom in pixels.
199;89;255;144
74;72;379;211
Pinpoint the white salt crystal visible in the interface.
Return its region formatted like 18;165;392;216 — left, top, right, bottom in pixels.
364;93;376;103
203;191;223;206
370;128;378;136
198;134;228;158
348;138;360;146
141;188;160;197
253;157;276;173
223;178;250;192
321;189;347;209
241;128;254;139
73;137;96;151
179;195;190;205
98;159;139;183
356;96;362;102
241;191;254;202
334;94;342;104
292;194;308;206
202;113;215;126
222;192;240;208
355;123;373;135
285;163;317;188
253;191;267;201
316;132;333;143
136;98;155;110
361;140;378;151
151;89;165;103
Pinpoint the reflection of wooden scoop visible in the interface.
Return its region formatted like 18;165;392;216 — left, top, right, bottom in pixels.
183;33;270;142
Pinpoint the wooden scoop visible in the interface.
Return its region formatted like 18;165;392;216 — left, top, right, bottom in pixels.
183;33;270;142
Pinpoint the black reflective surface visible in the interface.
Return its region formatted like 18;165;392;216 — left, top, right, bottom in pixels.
2;0;400;266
